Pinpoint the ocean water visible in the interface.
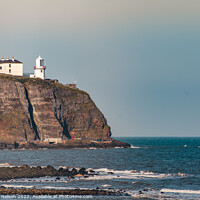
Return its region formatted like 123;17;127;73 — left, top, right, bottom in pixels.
0;137;200;199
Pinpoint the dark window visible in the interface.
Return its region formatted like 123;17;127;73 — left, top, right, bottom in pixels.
41;70;42;73
9;64;11;68
9;69;11;73
40;60;44;66
0;66;2;70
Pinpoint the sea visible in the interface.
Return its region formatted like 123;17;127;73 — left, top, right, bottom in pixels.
0;137;200;200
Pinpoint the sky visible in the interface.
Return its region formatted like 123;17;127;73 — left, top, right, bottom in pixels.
1;0;200;137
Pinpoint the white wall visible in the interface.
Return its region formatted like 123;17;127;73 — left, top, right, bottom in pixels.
0;63;23;76
34;68;45;79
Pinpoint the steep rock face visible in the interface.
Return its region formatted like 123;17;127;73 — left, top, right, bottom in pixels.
0;79;35;142
0;75;111;142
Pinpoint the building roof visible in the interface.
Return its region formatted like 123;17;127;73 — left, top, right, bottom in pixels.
0;59;22;64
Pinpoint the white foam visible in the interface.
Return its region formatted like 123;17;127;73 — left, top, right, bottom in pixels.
177;172;187;177
0;163;12;167
84;168;173;180
94;168;189;178
1;184;35;189
101;184;112;187
42;186;69;190
96;168;132;174
96;168;160;176
161;189;200;194
58;166;69;169
130;145;141;149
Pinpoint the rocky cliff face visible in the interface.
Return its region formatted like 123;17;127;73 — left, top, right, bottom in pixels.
0;74;111;143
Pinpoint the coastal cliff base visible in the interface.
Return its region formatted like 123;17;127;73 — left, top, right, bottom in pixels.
0;139;130;149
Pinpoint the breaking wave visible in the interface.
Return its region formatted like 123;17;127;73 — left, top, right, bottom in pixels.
0;163;12;167
161;189;200;194
130;145;141;149
84;168;189;181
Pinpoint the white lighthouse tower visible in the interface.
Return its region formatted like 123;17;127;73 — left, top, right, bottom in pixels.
33;56;46;79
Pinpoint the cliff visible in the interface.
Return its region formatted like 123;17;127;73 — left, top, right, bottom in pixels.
0;74;129;148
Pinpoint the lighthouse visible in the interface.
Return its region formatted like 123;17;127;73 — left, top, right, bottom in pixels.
33;56;46;79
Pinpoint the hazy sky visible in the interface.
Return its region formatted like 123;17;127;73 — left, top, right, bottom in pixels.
1;0;200;137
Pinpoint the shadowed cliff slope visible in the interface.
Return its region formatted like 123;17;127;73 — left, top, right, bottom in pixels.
0;74;111;143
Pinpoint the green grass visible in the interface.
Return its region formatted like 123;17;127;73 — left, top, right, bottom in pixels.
0;74;88;94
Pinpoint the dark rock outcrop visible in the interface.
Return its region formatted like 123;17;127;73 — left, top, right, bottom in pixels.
0;165;89;181
0;188;129;196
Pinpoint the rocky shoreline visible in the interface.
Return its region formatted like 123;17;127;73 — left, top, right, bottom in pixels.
0;165;130;197
0;139;130;150
0;165;89;181
0;188;129;196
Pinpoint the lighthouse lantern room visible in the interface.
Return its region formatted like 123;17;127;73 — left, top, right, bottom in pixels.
33;56;46;79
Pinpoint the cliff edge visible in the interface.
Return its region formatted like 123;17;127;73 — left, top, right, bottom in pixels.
0;74;130;148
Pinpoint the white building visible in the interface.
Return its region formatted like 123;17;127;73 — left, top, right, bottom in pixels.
44;138;62;144
0;56;23;76
30;56;46;79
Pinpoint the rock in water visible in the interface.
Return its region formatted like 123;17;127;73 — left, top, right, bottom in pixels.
79;168;87;175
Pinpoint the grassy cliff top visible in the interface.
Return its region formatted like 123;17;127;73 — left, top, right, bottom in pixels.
0;74;88;95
